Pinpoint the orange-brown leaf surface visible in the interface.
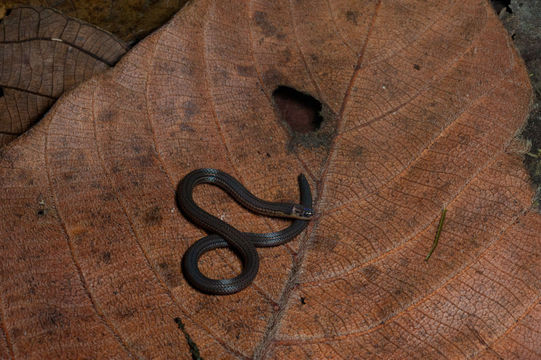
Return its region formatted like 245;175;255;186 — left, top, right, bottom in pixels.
0;0;539;359
0;7;127;147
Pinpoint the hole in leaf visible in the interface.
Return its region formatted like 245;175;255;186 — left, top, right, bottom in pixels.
0;87;3;97
273;86;323;133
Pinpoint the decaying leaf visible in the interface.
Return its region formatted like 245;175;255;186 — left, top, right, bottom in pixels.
0;0;539;359
0;7;127;147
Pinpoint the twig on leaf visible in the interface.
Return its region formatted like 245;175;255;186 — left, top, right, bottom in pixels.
174;317;202;360
425;208;447;262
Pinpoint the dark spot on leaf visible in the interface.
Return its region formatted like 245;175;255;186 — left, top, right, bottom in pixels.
346;10;359;24
118;307;136;318
281;49;292;63
102;251;111;264
212;68;230;84
376;302;396;320
41;307;63;327
413;64;421;70
352;145;363;158
254;11;277;37
144;205;162;225
399;257;409;267
0;87;3;97
470;237;481;249
180;123;195;132
363;264;381;281
157;61;178;75
136;153;153;167
310;235;338;252
349;280;368;294
183;101;199;120
90;181;102;190
263;68;284;85
62;172;76;181
236;64;256;77
98;109;116;123
273;86;323;133
37;209;45;216
11;328;22;338
158;261;181;287
175;59;194;76
393;287;404;297
132;143;142;154
99;192;115;201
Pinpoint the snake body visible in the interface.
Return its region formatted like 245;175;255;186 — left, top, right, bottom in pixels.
177;168;313;295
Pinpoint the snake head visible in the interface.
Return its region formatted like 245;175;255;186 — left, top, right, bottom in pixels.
290;205;314;220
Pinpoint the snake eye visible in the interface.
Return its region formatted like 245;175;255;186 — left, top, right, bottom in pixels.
291;205;314;219
302;207;314;218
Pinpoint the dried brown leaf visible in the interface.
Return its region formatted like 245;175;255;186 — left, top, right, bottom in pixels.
0;0;539;359
0;7;127;147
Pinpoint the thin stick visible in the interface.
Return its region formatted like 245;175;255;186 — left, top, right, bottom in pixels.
425;208;447;261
